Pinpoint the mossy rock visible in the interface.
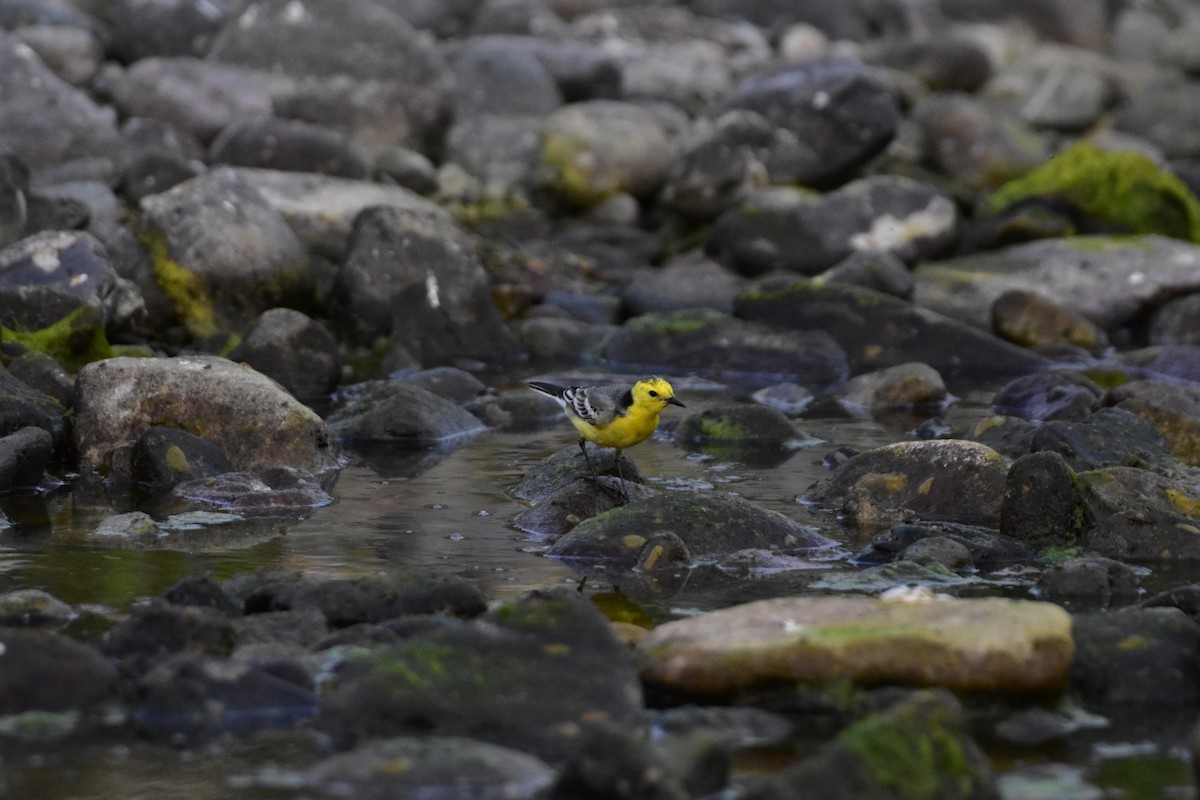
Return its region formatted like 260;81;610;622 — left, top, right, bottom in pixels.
986;141;1200;242
2;305;114;373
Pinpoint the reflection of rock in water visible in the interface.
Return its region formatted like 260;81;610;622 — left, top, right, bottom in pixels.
339;440;457;480
88;510;289;551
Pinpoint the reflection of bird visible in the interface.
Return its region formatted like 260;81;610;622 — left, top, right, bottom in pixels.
529;376;685;494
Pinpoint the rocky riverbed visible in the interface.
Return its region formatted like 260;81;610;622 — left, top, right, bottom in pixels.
4;0;1200;797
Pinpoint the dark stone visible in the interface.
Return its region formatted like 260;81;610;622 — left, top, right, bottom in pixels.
1071;607;1200;708
713;59;901;188
969;414;1039;460
223;571;487;627
399;366;487;404
511;473;655;542
209;117;370;179
677;405;805;465
899;535;973;571
820;250;914;299
1143;582;1200;622
863;36;992;92
100;600;238;676
452;39;563;119
510;443;646;505
851;521;1033;567
0;426;52;491
319;590;646;762
0;151;29;248
329;380;486;444
736;279;1045;379
603;309;847;393
133;653;318;741
162;574;242;617
1105;380;1200;466
119;149;204;203
131;427;234;497
548;490;834;570
5;350;76;409
1000;451;1084;549
992;371;1102;423
1031;407;1173;472
83;0;241;61
170;466;333;517
229;308;342;402
547;722;691;800
0;366;67;459
1036;556;1140;609
0;629;118;714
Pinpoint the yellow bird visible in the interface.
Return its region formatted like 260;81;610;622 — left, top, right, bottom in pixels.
529;376;685;493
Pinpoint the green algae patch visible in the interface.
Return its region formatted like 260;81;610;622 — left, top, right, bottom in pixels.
986;142;1200;242
2;306;114;372
139;229;219;338
541;132;609;209
836;692;988;799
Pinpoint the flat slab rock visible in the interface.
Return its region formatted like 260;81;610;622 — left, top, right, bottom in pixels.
637;595;1073;696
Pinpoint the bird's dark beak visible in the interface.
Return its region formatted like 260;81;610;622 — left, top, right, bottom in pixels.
667;396;685;408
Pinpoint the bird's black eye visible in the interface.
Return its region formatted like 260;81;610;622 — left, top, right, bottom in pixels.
648;390;658;397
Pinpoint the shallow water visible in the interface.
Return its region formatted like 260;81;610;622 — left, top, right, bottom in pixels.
0;374;1196;798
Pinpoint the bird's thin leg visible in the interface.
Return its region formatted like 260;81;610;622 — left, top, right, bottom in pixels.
613;448;628;501
579;438;600;484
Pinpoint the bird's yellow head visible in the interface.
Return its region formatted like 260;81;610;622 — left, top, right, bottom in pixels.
632;376;685;412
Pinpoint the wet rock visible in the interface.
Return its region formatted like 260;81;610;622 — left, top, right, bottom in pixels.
737;279;1045;379
1114;74;1200;160
676;404;810;464
984;141;1200;242
74;355;341;477
319;590;645;761
547;490;835;570
1142;582;1200;622
452;38;563;120
85;0;241;62
1035;556;1140;608
0;30;121;176
209;117;369;179
1070;607;1200;707
1119;343;1200;385
652;705;794;752
511;443;646;504
0;230;144;335
131;427;234;498
999;451;1085;549
537;100;673;209
100;600;237;676
306;735;556;800
223;571;486;628
710;175;956;277
914;235;1200;333
0;589;73;627
992;289;1108;353
471;0;569;36
232;167;443;259
0;152;29;249
103;57;273;145
907;93;1048;193
0;629;117;714
229;308;341;402
5;350;74;409
603;309;848;392
511;475;654;541
516;316;610;366
0;424;51;491
443;113;546;198
969;414;1040;460
1031;407;1173;472
13;23;102;87
0;366;68;458
639;595;1073;696
170;467;334;517
1105;380;1200;466
713;59;900;188
852;521;1033;567
804;439;1010;528
399;366;486;405
1148;294;1200;346
208;0;453;156
133;653;318;741
749;690;996;800
336;205;521;365
899;536;973;571
375;145;438;195
1077;466;1200;560
162;575;241;618
138;169;311;338
751;382;814;417
329;380;486;445
819;250;915;299
864;36;992;92
622;252;746;316
836;362;946;417
992;371;1102;423
547;722;691;800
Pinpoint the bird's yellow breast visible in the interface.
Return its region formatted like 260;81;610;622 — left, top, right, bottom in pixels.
570;406;662;450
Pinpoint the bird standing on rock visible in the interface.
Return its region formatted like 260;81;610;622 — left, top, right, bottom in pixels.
529;376;685;496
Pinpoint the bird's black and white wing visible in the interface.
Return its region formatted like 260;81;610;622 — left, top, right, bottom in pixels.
529;381;632;426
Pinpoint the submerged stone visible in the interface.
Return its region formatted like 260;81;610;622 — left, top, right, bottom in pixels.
547;490;835;570
0;629;118;714
638;595;1074;696
329;380;486;445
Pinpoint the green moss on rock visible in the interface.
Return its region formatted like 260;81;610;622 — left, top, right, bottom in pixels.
2;306;114;372
139;229;219;338
986;142;1200;242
